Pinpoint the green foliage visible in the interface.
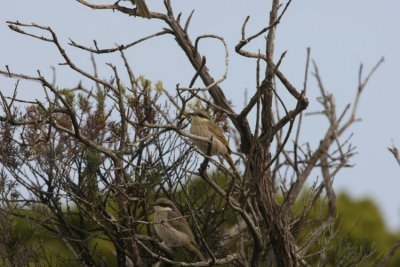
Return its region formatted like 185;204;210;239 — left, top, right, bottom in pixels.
77;93;91;113
155;80;163;93
58;89;75;107
4;205;120;266
95;87;106;117
4;184;400;266
183;173;241;255
138;75;151;91
296;191;400;266
4;207;77;266
334;192;400;266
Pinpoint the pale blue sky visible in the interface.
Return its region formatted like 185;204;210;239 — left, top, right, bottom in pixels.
1;1;400;230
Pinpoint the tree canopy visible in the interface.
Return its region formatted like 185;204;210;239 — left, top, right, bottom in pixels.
1;0;398;266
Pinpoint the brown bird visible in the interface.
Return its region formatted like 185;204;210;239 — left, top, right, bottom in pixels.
131;0;151;18
153;198;205;261
189;109;238;175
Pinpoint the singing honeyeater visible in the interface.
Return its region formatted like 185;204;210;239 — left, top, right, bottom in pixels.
131;0;151;18
189;110;237;174
153;198;205;261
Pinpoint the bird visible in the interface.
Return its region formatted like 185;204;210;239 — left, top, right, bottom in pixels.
189;109;238;175
152;198;205;261
130;0;151;18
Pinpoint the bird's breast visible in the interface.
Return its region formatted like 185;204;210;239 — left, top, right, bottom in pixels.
190;123;228;156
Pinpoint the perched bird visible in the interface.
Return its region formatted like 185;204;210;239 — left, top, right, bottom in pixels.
153;198;205;261
131;0;151;18
189;110;237;174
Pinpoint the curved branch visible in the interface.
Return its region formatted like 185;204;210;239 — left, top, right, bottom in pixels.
178;34;229;92
69;30;172;54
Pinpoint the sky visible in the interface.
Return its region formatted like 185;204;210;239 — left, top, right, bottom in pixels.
1;1;400;230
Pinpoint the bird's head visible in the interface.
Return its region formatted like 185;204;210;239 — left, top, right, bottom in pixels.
153;198;176;212
188;109;210;120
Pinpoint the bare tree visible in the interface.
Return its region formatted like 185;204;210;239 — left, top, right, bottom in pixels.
0;0;388;266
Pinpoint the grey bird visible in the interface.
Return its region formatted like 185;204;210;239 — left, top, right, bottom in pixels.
189;109;238;175
153;198;205;261
130;0;151;18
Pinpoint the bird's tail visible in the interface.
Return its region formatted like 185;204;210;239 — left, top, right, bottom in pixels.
188;242;205;261
224;153;240;180
135;0;151;18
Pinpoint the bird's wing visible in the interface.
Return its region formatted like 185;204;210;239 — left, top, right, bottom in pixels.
167;210;196;242
133;0;151;18
207;122;231;152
